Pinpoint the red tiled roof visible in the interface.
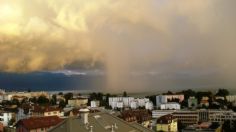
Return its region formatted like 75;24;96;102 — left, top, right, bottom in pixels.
17;116;63;130
32;105;61;113
120;110;152;123
200;100;209;103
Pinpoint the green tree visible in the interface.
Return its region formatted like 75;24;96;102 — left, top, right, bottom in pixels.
37;96;49;105
210;122;220;129
8;118;15;126
12;98;20;106
59;100;66;108
196;91;213;103
215;88;229;97
51;94;57;105
104;93;111;108
222;120;232;132
123;91;127;97
202;104;208;109
21;98;28;105
146;95;157;106
23;108;29;115
29;97;37;104
182;89;196;99
232;120;236;131
97;92;103;100
178;121;186;131
64;93;73;104
90;92;97;100
27;88;31;92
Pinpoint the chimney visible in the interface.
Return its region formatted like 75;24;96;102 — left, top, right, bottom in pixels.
111;125;115;132
79;108;90;124
114;123;118;129
89;126;93;132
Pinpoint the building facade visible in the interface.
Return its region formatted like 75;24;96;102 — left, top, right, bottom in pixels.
0;111;15;126
156;114;178;132
68;98;88;108
153;109;236;126
226;95;236;102
160;103;181;110
109;97;152;110
31;106;62;117
90;101;100;108
156;95;184;107
188;97;198;108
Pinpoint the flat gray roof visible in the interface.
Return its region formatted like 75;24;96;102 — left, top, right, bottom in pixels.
49;112;153;132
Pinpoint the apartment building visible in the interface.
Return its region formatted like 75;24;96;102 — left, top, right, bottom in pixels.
0;111;15;126
156;95;184;107
68;97;88;107
31;105;62;117
153;109;236;126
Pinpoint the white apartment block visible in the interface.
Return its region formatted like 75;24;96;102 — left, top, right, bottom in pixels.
90;101;100;108
156;95;184;107
145;101;154;110
160;103;181;110
109;97;134;107
0;111;14;126
226;95;236;102
109;97;152;109
130;101;138;109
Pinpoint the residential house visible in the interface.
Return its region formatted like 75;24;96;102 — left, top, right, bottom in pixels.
31;105;62;117
156;114;178;132
68;98;88;108
16;116;62;132
0;111;15;126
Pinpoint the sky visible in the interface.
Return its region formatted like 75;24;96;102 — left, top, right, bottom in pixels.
0;0;236;92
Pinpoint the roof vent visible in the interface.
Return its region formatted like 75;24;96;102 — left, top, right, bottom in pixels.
89;125;93;132
79;108;89;124
114;123;118;129
94;115;101;119
85;123;90;130
111;125;115;132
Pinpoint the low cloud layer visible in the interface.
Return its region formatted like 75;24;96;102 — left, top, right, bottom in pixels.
0;0;236;91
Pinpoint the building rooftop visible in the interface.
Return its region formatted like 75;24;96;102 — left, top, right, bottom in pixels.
16;116;63;130
119;110;152;123
32;105;61;113
69;97;88;100
156;114;176;124
49;112;154;132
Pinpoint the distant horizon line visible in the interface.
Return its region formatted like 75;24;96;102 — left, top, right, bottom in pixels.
1;87;236;95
